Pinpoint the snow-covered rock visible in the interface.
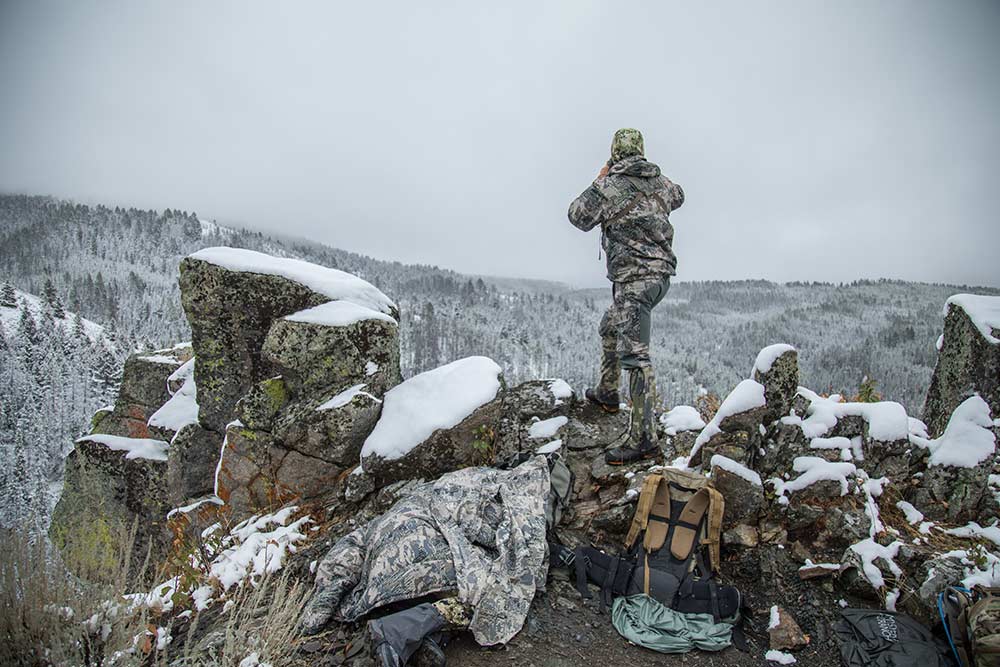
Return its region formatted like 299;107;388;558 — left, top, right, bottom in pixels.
910;395;996;522
752;344;799;418
690;379;767;465
179;247;398;432
923;293;1000;439
361;356;505;482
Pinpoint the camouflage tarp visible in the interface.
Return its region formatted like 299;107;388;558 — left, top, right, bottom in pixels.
301;456;550;646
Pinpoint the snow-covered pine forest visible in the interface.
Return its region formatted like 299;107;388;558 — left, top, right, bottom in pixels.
2;193;998;527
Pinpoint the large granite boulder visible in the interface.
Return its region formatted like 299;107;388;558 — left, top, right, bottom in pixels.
910;395;996;522
690;379;767;466
752;344;799;419
709;455;765;531
52;343;194;575
360;356;505;484
179;247;398;432
261;301;400;397
92;344;192;440
50;435;170;580
177;248;401;517
923;294;1000;438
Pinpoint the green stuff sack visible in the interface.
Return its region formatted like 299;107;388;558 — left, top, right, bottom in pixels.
610;594;735;654
969;586;1000;667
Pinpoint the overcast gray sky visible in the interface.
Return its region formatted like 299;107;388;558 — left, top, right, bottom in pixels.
1;1;997;287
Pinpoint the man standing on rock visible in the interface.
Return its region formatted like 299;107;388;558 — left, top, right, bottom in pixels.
568;128;684;464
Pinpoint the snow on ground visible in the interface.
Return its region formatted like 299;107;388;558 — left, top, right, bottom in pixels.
529;415;568;439
361;356;502;461
546;378;573;402
767;605;781;630
0;288;106;342
77;434;169;462
795;388;909;441
536;439;562;454
751;343;795;376
769;457;856;501
946;293;1000;344
285;300;396;327
939;549;1000;589
895;500;925;525
148;359;199;435
710;454;762;486
690;379;766;459
315;383;382;411
365;361;379;376
848;538;903;589
922;395;996;468
944;522;1000;549
765;649;797;664
188;247;396;316
659;405;705;435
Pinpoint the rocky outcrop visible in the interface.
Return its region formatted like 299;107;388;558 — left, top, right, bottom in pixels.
923;294;1000;438
91;344;192;440
179;248;399;433
358;356;505;485
186;249;402;516
51;345;191;573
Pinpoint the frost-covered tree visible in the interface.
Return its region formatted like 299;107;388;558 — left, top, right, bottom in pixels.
0;280;16;308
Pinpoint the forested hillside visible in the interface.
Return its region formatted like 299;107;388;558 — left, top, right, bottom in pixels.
2;195;997;500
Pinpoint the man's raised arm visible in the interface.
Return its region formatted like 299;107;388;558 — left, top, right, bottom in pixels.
568;183;608;232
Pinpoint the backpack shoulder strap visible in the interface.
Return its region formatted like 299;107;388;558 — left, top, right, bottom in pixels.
625;474;662;549
703;486;725;573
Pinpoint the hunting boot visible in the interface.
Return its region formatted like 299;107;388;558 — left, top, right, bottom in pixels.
586;339;621;412
604;367;660;465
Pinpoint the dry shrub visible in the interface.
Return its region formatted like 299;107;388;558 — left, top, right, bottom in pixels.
174;569;310;667
0;522;154;667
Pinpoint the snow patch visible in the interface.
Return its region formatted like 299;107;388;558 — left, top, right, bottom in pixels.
752;343;795;376
765;649;796;664
769;457;856;499
944;522;1000;549
895;500;924;525
925;395;996;468
710;454;762;487
148;359;198;433
188;247;396;316
796;387;909;441
535;439;562;454
78;434;168;462
660;405;705;435
361;356;502;461
285;300;396;327
315;383;381;411
691;380;766;458
529;415;569;439
848;538;903;589
945;293;1000;344
365;361;379;376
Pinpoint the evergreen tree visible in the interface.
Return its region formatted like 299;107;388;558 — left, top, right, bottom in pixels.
0;280;16;308
43;277;65;318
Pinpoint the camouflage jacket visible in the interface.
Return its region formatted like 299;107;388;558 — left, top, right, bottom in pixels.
568;155;684;283
300;456;550;646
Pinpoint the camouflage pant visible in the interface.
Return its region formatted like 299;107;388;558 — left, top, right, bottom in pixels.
598;276;670;440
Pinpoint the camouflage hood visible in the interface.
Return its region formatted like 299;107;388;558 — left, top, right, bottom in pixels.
609;155;662;179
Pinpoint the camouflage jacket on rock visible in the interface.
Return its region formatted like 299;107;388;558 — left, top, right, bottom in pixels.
568;155;684;283
300;456;550;646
